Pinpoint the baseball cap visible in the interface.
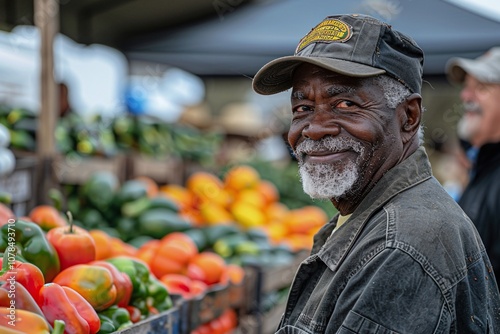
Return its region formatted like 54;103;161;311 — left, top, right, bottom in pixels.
446;47;500;84
253;14;424;95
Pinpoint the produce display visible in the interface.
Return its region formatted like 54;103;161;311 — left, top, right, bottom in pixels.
0;161;333;333
0;214;176;333
0;105;221;166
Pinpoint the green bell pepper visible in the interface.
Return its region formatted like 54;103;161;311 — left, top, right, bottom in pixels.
0;219;60;282
106;256;172;316
106;256;149;300
97;305;133;334
147;275;173;312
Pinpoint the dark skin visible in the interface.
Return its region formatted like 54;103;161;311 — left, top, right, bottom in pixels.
289;63;422;215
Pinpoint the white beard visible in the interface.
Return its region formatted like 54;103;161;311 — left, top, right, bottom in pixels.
295;137;365;200
457;102;482;142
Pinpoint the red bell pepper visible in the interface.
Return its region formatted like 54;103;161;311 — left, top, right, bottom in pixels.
39;283;100;334
89;260;132;307
46;216;96;271
0;307;64;334
125;305;142;323
52;264;117;311
0;252;45;302
0;281;47;326
62;286;101;334
0;220;60;282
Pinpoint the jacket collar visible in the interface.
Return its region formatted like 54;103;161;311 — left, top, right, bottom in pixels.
312;146;433;271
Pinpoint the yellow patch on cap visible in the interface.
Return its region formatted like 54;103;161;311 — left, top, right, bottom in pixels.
296;19;352;53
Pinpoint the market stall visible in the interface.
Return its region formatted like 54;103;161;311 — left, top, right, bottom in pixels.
1;1;499;333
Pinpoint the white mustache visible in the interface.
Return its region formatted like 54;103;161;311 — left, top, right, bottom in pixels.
463;102;481;114
294;137;364;158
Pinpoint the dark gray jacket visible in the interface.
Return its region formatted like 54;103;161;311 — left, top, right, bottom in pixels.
458;141;500;280
276;147;500;333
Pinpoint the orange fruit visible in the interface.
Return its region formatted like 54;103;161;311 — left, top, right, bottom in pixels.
264;202;289;223
223;165;260;192
150;233;198;278
285;233;314;252
234;188;267;209
190;280;208;298
219;308;238;330
89;229;113;260
260;222;288;244
220;264;245;285
286;206;328;234
199;201;234;225
179;209;204;227
208;317;226;334
29;205;67;230
187;251;226;285
136;239;160;266
256;180;280;204
159;184;195;210
186;171;231;207
230;201;266;229
134;176;159;198
110;237;138;257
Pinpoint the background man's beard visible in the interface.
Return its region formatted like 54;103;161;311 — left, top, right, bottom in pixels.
298;161;359;200
457;102;482;142
457;114;482;143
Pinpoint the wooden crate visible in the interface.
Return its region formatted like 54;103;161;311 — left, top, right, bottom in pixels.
189;283;230;331
237;301;286;334
51;154;127;185
127;154;184;185
237;251;309;334
0;156;38;216
259;254;305;294
113;306;180;334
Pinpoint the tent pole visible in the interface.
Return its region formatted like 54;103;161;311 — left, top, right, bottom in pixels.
34;0;59;204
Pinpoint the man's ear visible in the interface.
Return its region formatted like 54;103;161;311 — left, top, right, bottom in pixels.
399;93;422;144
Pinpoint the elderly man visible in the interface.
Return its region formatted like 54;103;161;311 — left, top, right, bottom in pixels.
446;48;500;280
253;14;500;333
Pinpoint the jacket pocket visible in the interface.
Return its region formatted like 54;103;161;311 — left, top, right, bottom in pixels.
337;310;400;334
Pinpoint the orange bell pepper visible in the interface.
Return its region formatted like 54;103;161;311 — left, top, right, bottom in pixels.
46;218;96;271
89;230;113;260
135;239;160;267
28;205;67;231
52;264;117;311
89;260;132;307
39;283;99;334
0;307;64;334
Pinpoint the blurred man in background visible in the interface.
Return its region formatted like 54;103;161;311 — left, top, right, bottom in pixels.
446;47;500;279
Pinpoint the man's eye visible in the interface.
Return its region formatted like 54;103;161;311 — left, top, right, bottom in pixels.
294;105;313;113
335;100;355;108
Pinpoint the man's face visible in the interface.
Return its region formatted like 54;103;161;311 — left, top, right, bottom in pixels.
458;75;500;147
288;64;405;211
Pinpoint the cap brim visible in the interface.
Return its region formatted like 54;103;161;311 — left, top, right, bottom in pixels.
446;58;492;84
252;56;386;95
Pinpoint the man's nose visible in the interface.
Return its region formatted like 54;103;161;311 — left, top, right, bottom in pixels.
301;119;340;141
460;85;476;102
